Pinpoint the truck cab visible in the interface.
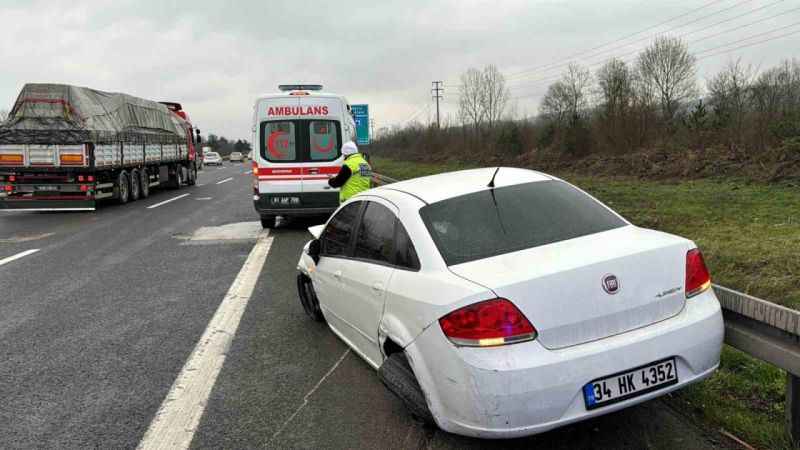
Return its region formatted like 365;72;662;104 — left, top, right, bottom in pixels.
251;84;356;228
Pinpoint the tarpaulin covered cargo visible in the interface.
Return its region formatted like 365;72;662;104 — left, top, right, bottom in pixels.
0;83;187;145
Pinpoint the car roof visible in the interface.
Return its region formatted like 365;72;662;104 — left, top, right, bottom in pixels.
373;167;555;204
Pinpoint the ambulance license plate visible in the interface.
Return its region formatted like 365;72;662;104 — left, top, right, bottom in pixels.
36;185;59;191
271;196;300;206
583;357;677;410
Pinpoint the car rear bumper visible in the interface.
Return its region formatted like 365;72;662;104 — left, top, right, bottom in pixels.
403;289;724;439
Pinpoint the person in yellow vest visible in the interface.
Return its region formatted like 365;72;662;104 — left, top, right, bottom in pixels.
328;141;372;203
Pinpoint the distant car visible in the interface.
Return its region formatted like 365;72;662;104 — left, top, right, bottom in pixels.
229;151;244;162
296;167;724;439
204;151;223;166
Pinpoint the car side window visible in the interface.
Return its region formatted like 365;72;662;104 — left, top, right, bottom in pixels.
321;202;362;257
394;220;421;271
354;202;396;264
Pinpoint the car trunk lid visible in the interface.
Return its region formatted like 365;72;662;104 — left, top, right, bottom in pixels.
448;226;689;349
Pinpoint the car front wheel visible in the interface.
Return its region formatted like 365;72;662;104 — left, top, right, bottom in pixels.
296;273;324;322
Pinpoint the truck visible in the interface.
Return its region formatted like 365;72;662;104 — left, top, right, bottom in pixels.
0;83;201;211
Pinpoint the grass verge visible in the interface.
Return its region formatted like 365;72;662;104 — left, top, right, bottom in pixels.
371;156;800;449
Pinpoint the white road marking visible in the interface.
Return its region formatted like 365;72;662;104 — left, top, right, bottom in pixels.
138;230;273;450
0;249;40;267
196;183;205;187
195;197;213;201
146;193;191;209
216;177;233;185
267;349;351;443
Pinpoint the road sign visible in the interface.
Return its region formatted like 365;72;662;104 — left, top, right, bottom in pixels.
351;104;369;145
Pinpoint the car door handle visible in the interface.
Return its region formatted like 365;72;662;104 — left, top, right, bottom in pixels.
334;270;342;280
372;282;384;292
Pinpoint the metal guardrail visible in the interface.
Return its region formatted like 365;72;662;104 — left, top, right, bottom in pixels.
373;172;800;443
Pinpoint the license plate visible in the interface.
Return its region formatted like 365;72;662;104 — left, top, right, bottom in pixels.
36;185;59;191
583;357;678;410
271;196;300;206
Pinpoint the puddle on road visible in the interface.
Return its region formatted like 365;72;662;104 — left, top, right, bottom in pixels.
175;222;263;244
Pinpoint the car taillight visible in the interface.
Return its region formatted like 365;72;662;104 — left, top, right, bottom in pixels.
3;185;12;192
439;298;537;347
8;175;15;182
252;162;259;176
686;248;711;298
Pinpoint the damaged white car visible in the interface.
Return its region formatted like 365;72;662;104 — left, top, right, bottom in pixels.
296;167;724;439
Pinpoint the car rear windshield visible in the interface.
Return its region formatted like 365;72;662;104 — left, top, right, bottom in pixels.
419;180;627;266
260;120;341;163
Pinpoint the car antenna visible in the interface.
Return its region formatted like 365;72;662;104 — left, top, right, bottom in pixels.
486;167;507;234
488;167;500;188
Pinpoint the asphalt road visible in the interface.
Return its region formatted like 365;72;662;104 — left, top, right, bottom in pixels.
0;165;731;449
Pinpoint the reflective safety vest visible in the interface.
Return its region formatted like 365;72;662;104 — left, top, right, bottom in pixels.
340;153;372;202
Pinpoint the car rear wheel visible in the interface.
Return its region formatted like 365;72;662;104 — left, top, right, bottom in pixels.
378;353;435;426
296;273;324;322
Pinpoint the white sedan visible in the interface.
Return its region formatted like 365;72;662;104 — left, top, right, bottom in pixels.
296;167;723;439
204;151;223;166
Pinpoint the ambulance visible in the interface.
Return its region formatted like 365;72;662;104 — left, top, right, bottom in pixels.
251;84;356;228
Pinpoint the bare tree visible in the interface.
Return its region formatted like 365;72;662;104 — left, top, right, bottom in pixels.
637;37;697;121
0;109;8;123
481;64;510;129
707;59;756;145
541;63;592;127
458;68;485;132
596;59;636;150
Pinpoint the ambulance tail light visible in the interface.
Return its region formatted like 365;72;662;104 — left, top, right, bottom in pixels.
252;161;259;176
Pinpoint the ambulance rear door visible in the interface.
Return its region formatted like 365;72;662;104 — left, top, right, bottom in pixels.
297;95;345;195
257;95;303;196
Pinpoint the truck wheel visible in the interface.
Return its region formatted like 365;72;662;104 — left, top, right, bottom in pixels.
260;215;276;229
378;353;436;426
187;163;197;186
140;168;150;198
117;171;130;204
169;166;183;189
296;273;324;322
130;169;141;201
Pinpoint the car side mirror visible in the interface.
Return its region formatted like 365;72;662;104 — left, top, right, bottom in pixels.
308;239;321;264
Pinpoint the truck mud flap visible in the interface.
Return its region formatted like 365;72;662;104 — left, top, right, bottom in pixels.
0;199;96;211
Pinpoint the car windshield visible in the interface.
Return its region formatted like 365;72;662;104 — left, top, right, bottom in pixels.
419;180;627;265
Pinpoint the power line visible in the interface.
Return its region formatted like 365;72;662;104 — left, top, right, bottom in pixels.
507;0;763;83
697;26;800;60
509;21;800;100
508;9;800;96
505;0;734;80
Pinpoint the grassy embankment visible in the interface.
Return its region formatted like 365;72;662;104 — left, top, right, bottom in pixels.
372;156;800;450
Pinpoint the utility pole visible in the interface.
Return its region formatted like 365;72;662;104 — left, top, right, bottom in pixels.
431;81;443;128
369;118;375;140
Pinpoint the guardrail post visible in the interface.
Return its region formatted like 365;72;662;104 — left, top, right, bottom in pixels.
789;373;800;444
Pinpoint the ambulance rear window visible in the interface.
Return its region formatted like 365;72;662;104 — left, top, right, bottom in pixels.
263;122;296;161
260;120;341;163
310;121;339;161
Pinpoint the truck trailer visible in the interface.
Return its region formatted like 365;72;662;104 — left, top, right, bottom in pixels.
0;83;200;211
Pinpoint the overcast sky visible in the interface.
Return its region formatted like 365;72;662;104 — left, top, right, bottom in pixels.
1;0;798;141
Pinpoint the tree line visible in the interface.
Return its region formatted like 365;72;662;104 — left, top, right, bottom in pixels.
372;36;800;165
203;134;252;157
